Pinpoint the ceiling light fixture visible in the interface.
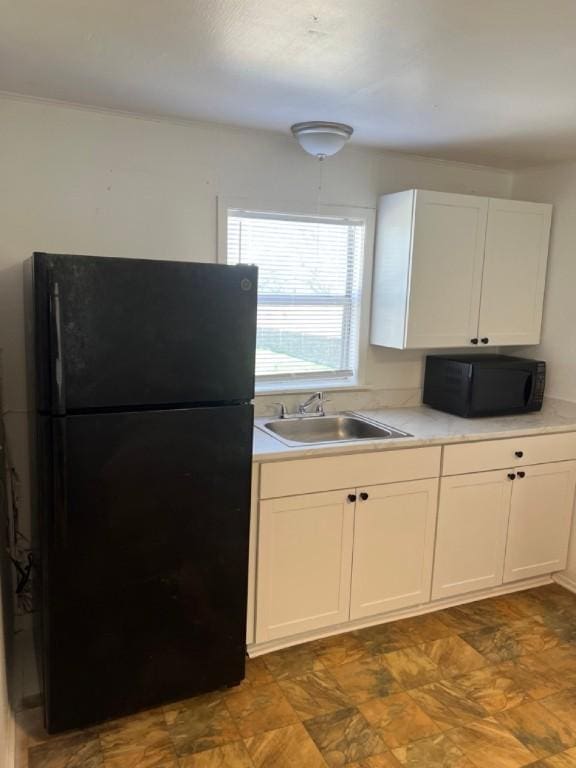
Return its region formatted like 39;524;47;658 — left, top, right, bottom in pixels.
291;121;354;159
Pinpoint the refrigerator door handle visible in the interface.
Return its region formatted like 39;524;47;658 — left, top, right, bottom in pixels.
52;418;69;548
49;281;66;415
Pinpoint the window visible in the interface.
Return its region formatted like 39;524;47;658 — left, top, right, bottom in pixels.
225;207;366;386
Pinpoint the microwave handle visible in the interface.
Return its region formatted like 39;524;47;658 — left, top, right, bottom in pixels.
524;371;536;405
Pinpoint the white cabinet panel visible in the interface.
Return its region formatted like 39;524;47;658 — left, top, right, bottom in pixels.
504;461;576;582
255;489;354;642
350;479;438;620
432;470;512;600
406;191;488;348
370;191;551;350
478;199;551;346
246;464;259;645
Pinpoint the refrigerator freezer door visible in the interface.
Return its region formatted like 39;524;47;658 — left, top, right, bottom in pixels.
33;253;257;412
41;405;253;732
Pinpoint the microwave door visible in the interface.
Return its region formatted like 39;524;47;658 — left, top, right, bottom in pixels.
470;368;532;415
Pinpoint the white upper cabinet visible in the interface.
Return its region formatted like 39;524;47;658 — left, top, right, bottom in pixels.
478;199;552;346
370;190;552;349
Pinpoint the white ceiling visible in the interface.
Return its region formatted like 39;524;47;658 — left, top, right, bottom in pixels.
2;0;576;168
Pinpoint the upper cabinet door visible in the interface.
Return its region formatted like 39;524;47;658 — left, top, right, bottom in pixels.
478;199;552;346
405;191;488;348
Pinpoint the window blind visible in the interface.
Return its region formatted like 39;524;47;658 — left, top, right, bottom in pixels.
226;209;365;383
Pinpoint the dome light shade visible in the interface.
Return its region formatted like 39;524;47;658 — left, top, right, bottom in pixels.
291;122;353;159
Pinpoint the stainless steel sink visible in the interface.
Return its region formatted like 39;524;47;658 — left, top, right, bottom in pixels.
257;412;411;446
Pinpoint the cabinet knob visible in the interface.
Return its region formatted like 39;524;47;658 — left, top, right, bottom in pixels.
515;451;524;458
360;492;369;501
481;337;489;344
470;338;479;344
507;473;516;480
517;471;526;478
347;494;357;503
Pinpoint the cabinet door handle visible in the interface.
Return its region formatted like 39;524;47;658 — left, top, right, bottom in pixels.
517;471;526;478
507;473;516;480
347;494;357;503
360;492;369;501
515;451;524;458
481;337;489;344
470;338;479;344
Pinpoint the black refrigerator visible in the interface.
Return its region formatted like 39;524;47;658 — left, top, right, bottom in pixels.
25;252;258;733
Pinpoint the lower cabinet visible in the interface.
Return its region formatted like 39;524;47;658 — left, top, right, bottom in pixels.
350;479;439;619
432;470;513;600
433;460;576;601
504;460;576;582
255;489;355;643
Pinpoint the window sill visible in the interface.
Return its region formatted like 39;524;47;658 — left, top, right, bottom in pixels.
254;381;373;397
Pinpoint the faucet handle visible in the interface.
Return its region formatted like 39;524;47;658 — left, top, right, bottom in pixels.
273;401;288;419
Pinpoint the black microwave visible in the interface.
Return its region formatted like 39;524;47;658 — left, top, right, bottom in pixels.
423;354;546;418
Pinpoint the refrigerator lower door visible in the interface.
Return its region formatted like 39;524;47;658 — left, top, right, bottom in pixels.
41;405;253;732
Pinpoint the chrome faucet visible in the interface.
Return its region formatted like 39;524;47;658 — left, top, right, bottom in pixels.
274;391;328;419
298;391;328;416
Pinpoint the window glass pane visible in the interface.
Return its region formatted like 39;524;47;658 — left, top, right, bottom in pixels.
227;210;364;381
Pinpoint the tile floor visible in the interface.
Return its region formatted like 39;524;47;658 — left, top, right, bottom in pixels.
17;583;576;768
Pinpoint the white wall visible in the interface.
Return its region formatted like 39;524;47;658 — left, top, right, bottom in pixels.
511;161;576;587
0;94;512;539
512;162;576;402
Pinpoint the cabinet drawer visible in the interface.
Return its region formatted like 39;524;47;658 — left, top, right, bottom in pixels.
260;447;441;499
443;432;576;476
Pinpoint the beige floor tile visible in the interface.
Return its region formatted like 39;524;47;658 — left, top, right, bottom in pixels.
354;623;417;656
28;732;104;768
496;700;576;759
393;732;476;767
178;741;254;768
244;722;327;768
345;755;403;768
420;636;487;678
311;632;371;669
434;606;490;634
534;746;576;767
279;669;351;719
462;619;559;663
392;614;455;645
358;692;440;749
408;680;489;731
452;664;531;714
382;646;440;689
330;656;402;705
242;657;275;688
98;709;178;768
304;706;387;767
224;681;298;737
163;694;239;757
446;717;536;768
262;644;325;680
540;647;576;685
495;654;573;701
540;688;576;729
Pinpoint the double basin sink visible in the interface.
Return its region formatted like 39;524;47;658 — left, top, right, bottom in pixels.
258;412;411;447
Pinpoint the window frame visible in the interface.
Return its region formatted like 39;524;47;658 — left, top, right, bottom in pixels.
217;196;375;392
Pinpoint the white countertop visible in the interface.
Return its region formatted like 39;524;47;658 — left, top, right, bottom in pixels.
252;398;576;462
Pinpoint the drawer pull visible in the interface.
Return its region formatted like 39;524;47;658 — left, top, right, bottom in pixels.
515;451;524;458
507;473;516;480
